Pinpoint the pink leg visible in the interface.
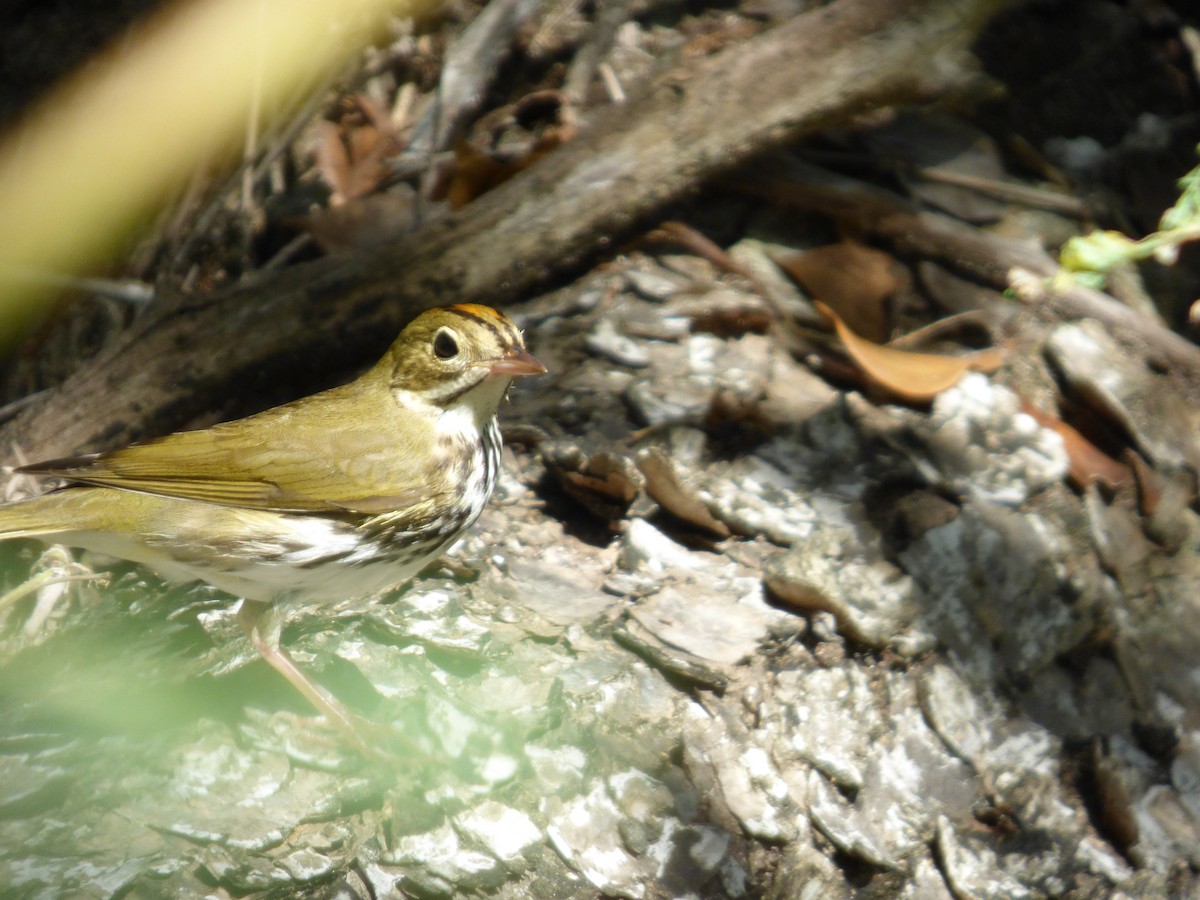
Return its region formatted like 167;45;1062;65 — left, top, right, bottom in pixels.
236;599;363;744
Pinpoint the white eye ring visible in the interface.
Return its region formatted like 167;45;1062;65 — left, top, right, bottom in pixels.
433;328;460;360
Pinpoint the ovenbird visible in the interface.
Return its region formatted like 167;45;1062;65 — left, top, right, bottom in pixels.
0;304;544;739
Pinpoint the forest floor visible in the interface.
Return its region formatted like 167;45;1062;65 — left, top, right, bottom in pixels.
1;1;1200;897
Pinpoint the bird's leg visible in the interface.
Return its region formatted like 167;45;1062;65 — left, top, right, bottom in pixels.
236;599;364;746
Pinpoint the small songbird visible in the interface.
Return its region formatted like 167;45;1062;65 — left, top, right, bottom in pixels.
0;304;545;740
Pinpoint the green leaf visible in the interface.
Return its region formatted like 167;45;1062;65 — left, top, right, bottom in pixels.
1059;230;1138;275
1159;149;1200;233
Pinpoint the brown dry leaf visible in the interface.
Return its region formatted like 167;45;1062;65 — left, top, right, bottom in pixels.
776;241;900;343
545;449;643;523
637;448;731;538
437;130;569;209
439;142;519;210
437;92;575;209
314;95;400;205
1123;450;1162;516
814;301;1003;403
1021;403;1133;491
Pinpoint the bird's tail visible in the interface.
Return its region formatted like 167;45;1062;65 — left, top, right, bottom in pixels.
0;490;100;540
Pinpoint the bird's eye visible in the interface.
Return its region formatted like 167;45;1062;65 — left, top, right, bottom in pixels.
433;329;459;360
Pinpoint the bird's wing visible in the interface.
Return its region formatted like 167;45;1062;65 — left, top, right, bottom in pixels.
20;390;436;516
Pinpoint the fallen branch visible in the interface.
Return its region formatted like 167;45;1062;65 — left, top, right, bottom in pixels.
1;0;1014;463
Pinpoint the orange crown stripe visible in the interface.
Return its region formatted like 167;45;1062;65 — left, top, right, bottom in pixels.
450;303;505;320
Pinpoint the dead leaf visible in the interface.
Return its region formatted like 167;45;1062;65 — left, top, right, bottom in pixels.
314;95;401;205
636;448;731;538
544;448;643;523
1021;403;1132;491
436;131;569;210
776;241;900;342
436;91;574;209
814;301;1002;402
1123;450;1162;517
438;142;516;210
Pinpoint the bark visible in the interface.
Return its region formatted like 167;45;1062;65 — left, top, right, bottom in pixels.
0;0;1015;463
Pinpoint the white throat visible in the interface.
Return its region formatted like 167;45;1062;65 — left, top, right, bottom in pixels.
434;373;512;437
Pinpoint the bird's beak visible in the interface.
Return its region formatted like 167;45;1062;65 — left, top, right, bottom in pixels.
489;348;547;377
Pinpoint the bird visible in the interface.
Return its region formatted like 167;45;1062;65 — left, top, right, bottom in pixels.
0;304;545;743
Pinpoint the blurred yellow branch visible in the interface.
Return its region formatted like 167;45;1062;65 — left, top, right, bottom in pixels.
0;0;428;347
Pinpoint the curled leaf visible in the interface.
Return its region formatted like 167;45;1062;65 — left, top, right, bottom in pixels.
1020;403;1132;491
814;301;1002;402
437;131;569;209
636;448;731;538
314;95;400;205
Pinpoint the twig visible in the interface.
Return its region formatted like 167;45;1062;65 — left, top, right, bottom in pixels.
912;165;1086;217
171;68;341;279
3;273;153;305
563;0;637;106
402;0;546;158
